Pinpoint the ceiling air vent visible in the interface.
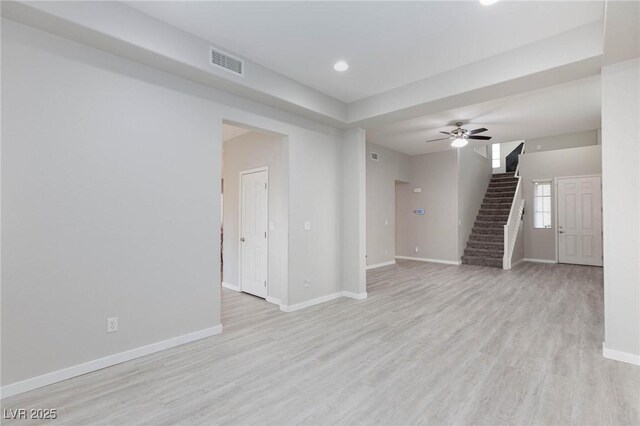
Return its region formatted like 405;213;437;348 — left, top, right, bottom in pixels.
370;152;379;161
209;47;244;76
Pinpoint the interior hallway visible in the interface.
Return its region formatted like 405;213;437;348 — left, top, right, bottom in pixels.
2;261;638;425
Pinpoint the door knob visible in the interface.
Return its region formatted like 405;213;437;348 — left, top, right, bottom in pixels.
558;231;564;234
240;237;245;242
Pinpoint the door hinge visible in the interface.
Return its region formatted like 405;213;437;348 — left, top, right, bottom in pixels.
264;231;267;238
264;280;267;286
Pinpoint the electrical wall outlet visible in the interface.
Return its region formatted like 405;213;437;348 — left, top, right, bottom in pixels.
304;279;310;288
106;317;118;333
414;246;419;253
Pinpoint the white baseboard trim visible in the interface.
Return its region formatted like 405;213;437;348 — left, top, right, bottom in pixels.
395;256;461;266
342;291;368;300
222;282;240;292
280;291;368;313
523;258;557;264
366;260;395;270
510;259;525;268
0;325;223;399
266;296;282;305
603;343;640;366
280;292;343;312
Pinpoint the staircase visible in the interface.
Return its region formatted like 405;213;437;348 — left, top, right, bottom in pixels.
462;172;518;267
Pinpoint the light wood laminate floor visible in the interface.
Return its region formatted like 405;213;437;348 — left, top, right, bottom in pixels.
3;261;639;425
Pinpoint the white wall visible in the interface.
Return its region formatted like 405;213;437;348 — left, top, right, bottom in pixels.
1;20;221;387
222;131;287;303
526;129;599;153
518;145;602;261
457;149;493;257
601;58;640;364
365;142;409;266
396;150;459;263
1;19;362;390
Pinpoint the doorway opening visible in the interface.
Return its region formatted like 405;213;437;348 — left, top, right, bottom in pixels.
221;122;288;309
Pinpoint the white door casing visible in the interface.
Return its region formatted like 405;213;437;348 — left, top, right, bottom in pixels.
557;176;603;266
240;168;268;298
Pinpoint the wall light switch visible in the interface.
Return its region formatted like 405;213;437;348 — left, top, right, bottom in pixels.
304;221;312;231
384;219;389;226
413;188;422;193
269;222;275;231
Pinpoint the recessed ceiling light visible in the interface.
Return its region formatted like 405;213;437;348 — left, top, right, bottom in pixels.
479;0;499;5
334;61;349;72
451;138;468;148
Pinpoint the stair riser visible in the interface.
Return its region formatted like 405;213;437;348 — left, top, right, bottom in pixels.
476;210;509;216
486;188;517;194
485;190;515;196
481;198;511;206
461;257;503;268
489;182;519;188
467;241;503;250
476;215;509;226
471;227;503;235
475;222;506;228
469;234;504;244
478;210;511;216
464;250;503;259
481;203;512;209
478;210;510;215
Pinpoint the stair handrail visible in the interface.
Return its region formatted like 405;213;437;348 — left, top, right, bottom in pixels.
503;144;526;269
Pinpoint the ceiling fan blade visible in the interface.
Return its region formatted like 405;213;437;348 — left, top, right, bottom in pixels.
467;135;492;140
425;137;451;143
439;131;453;136
468;128;488;135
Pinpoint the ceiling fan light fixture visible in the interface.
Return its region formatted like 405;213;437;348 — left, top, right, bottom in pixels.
451;137;468;148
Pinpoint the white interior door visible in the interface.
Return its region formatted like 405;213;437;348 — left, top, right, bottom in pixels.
240;169;268;298
557;176;602;266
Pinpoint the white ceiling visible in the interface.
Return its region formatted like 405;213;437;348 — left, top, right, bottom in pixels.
125;1;604;103
366;75;601;156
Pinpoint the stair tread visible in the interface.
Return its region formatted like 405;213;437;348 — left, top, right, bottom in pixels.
465;247;503;254
462;255;502;260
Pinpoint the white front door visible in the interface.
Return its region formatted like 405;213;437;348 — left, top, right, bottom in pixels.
557;176;602;266
240;169;268;298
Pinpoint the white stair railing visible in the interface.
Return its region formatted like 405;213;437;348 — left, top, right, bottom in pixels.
503;145;525;270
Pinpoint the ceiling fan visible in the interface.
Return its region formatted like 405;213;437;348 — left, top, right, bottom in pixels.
425;122;492;148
